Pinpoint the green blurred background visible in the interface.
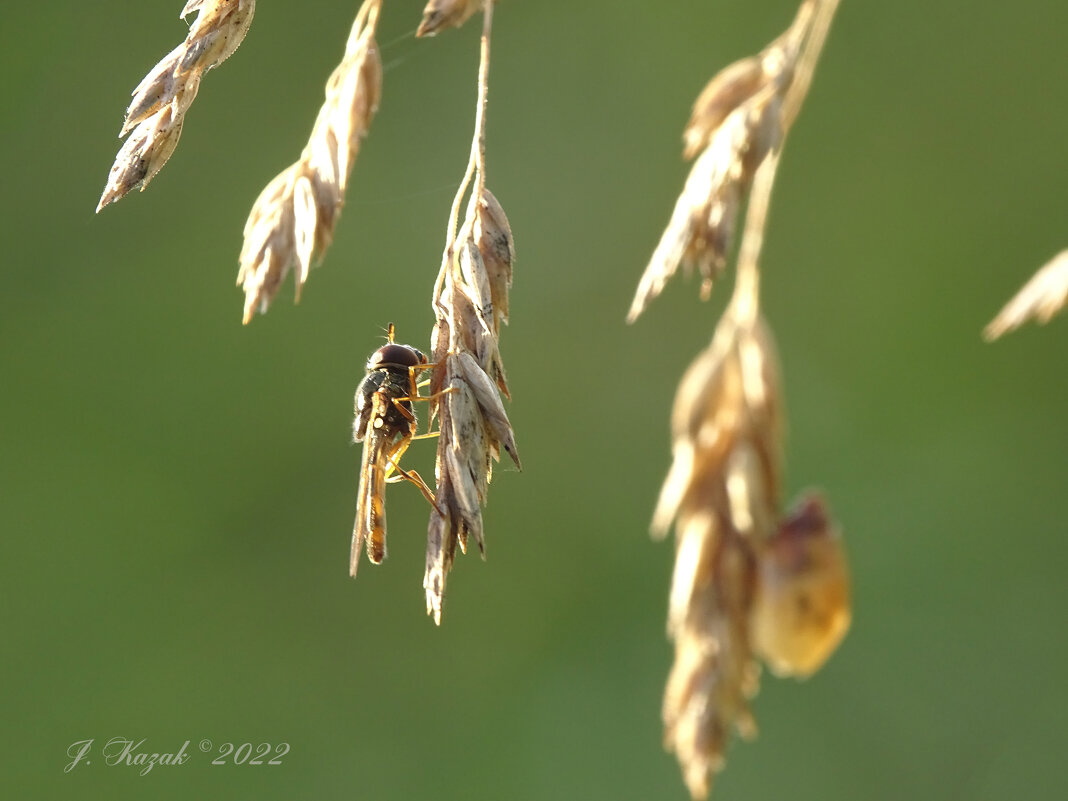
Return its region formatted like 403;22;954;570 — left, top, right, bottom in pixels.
3;1;1066;798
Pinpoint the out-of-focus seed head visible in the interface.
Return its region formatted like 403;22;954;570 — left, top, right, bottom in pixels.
628;91;783;322
750;492;851;677
737;92;783;178
985;249;1068;340
683;55;768;160
655;312;852;795
416;0;479;37
647;3;847;795
663;508;759;801
625;0;817;324
656;314;786;798
653;315;783;539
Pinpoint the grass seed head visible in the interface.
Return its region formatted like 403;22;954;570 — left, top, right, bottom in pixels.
653;314;782;539
643;4;847;796
657;313;844;798
237;0;382;323
627;3;816;322
97;0;255;211
657;314;850;797
424;186;518;624
629;89;785;321
663;509;759;801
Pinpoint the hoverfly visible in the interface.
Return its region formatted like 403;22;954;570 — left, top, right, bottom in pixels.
350;324;437;575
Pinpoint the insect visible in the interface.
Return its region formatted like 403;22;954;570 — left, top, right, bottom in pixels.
350;324;437;575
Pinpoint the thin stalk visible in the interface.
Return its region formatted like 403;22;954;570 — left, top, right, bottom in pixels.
433;0;494;311
783;0;840;131
731;152;776;327
730;0;840;325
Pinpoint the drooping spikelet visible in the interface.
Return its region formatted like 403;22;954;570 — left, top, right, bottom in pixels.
237;0;382;323
424;188;520;625
413;1;520;625
633;5;848;792
656;309;850;799
97;0;256;211
627;2;817;322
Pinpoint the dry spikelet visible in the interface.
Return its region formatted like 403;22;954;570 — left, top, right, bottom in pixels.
659;313;780;799
984;249;1068;340
634;2;846;796
417;0;479;37
418;1;519;624
653;315;782;541
97;0;255;211
237;0;382;324
627;3;816;323
635;92;782;321
682;43;791;161
424;188;520;625
657;311;850;798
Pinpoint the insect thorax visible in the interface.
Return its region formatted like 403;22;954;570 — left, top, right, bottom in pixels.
354;366;415;441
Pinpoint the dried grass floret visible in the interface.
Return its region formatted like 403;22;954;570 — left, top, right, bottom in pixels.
98;0;255;211
631;93;784;322
627;0;828;323
424;188;519;625
237;0;382;323
419;2;521;624
657;310;850;798
636;3;848;796
658;312;777;798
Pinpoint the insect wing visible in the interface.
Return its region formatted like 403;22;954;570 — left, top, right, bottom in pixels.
353;371;385;443
351;392;395;575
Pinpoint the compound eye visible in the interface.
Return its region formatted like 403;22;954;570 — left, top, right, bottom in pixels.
368;343;423;370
